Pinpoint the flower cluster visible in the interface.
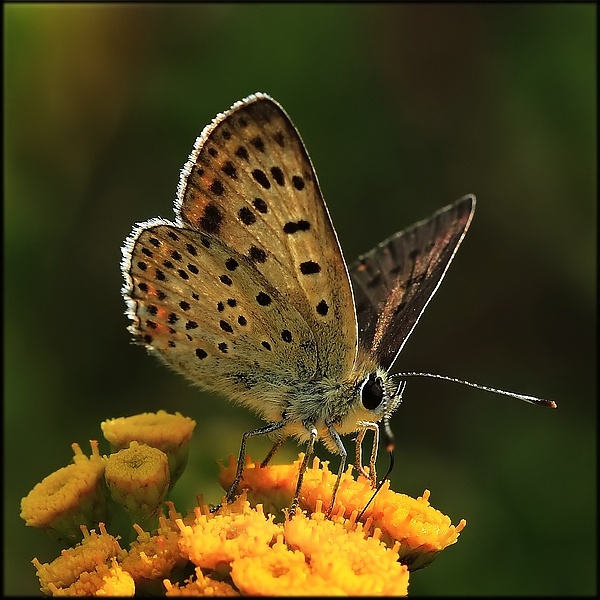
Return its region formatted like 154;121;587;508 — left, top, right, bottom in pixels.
219;454;466;571
168;495;409;595
21;412;465;595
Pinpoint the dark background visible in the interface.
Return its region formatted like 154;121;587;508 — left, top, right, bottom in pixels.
5;4;595;595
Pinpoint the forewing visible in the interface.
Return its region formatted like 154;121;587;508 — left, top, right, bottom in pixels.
176;93;357;379
350;195;475;371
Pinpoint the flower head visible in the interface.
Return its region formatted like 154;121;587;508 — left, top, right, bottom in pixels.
104;441;170;526
120;512;189;588
32;523;125;595
21;441;109;543
101;411;195;486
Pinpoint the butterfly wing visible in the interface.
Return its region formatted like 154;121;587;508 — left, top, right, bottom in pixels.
349;195;475;371
175;93;357;380
122;219;319;422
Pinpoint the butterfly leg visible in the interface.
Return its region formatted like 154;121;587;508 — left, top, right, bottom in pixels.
289;426;318;518
211;420;287;513
325;424;348;518
354;429;369;479
260;438;285;468
355;422;379;488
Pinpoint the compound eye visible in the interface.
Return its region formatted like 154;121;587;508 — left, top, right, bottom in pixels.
361;373;384;410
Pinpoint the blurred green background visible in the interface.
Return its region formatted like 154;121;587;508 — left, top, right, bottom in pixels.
4;4;595;595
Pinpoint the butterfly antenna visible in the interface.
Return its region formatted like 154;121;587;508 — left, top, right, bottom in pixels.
394;372;557;408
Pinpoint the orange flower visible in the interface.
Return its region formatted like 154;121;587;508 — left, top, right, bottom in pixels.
219;454;466;571
176;497;280;574
168;494;409;595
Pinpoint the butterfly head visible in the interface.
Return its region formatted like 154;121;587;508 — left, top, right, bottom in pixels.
358;370;404;424
329;363;405;441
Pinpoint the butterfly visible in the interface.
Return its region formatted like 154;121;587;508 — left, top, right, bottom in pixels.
121;93;554;516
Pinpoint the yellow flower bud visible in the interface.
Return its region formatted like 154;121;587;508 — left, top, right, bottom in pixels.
101;411;195;487
104;441;170;525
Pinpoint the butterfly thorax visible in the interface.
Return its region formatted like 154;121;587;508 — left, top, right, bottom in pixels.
277;353;397;454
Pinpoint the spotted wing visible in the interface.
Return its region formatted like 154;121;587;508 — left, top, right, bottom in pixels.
174;93;357;380
121;220;318;422
349;196;475;372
